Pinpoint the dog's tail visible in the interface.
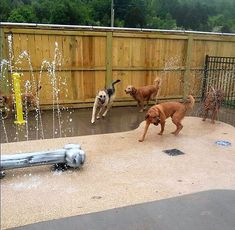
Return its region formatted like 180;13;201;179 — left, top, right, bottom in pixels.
37;85;42;92
112;79;121;87
153;78;161;100
153;78;161;88
106;79;121;97
184;95;195;110
32;85;42;96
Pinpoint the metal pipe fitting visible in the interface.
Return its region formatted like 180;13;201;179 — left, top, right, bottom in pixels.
0;144;85;178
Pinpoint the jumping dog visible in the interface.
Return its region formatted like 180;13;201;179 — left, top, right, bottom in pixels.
91;79;121;124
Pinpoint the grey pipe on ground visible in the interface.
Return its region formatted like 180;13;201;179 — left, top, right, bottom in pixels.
0;144;85;179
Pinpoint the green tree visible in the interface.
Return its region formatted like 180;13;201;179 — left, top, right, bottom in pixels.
147;13;177;30
90;0;111;26
7;5;38;23
0;0;12;21
125;6;145;27
1;0;234;33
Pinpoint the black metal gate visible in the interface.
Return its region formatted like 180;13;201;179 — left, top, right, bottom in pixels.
202;55;235;108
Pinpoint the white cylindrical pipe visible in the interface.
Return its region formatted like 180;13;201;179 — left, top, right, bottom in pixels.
0;144;85;178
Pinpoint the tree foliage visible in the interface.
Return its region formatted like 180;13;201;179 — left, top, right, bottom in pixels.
0;0;234;32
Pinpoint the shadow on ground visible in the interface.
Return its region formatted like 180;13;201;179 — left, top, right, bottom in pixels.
13;190;235;230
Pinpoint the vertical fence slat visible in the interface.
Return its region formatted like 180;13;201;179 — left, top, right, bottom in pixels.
183;35;193;98
106;32;113;87
0;27;9;94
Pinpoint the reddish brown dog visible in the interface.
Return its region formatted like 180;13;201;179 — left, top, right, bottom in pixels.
125;78;161;112
202;86;223;124
2;86;41;118
139;95;195;142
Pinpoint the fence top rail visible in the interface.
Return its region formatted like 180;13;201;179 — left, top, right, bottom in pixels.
1;22;235;36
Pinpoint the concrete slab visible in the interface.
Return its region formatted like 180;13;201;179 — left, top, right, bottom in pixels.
13;190;235;230
1;117;235;229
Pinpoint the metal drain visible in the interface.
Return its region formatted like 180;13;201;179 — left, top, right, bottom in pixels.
163;149;185;156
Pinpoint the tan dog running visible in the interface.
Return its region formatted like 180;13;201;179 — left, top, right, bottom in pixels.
125;78;161;112
202;86;223;124
91;79;121;124
139;95;195;142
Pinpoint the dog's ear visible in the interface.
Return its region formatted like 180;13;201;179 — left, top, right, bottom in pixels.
132;87;137;94
145;114;149;120
156;106;166;121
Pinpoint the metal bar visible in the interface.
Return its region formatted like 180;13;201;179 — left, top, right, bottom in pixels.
0;144;85;178
223;59;229;106
202;55;209;100
1;150;66;170
210;56;215;88
226;61;234;107
111;0;114;27
1;22;235;36
218;57;223;93
215;57;220;91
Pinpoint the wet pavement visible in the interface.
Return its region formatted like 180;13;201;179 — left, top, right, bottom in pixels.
1;103;234;143
1;106;146;143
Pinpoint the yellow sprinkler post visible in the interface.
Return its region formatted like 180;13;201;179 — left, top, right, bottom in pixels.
12;73;26;125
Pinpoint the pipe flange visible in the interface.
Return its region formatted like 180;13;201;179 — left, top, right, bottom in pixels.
65;146;85;168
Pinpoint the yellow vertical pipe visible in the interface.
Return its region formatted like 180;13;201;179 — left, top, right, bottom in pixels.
12;73;26;125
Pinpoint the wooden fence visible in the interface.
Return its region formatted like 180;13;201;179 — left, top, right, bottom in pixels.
1;23;235;108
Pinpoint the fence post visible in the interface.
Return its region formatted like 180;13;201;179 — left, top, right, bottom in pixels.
0;27;3;62
0;27;9;94
106;31;113;88
183;35;193;99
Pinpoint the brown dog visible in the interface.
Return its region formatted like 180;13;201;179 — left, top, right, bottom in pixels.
0;90;8;119
125;78;161;112
139;95;195;142
2;86;41;118
202;86;223;124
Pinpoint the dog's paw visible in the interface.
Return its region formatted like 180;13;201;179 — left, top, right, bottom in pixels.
138;139;144;142
91;119;95;124
158;132;163;135
171;131;179;136
96;116;100;120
